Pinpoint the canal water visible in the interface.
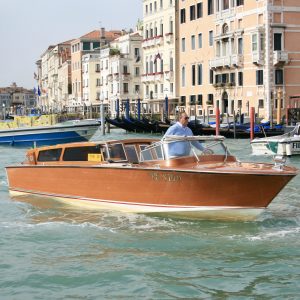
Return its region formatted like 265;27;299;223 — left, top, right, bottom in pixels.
0;129;299;299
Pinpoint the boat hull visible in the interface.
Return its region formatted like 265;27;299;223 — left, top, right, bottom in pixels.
251;139;300;155
6;165;295;218
9;190;264;221
0;122;99;147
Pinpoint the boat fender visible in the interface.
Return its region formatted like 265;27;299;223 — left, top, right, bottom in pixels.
286;143;292;156
277;143;284;155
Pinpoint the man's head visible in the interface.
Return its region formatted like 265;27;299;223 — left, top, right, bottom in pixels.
178;111;189;127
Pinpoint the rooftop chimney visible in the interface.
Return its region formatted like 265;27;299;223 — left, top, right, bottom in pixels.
100;27;106;47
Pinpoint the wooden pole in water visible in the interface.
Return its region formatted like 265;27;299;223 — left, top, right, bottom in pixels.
250;107;255;140
215;106;220;136
207;106;210;124
233;110;236;139
277;88;282;125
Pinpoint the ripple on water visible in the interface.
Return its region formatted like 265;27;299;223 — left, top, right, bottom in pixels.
0;134;300;298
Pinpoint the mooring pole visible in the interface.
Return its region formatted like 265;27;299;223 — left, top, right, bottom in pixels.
250;107;255;140
215;107;220;136
233;110;236;139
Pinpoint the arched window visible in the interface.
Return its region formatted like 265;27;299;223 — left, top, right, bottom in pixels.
222;23;229;34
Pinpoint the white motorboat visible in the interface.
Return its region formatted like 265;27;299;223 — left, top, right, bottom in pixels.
251;123;300;156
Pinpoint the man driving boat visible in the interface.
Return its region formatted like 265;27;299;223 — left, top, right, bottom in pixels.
163;112;204;157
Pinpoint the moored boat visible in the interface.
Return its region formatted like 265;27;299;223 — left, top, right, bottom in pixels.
0;119;100;147
251;123;300;156
5;136;298;220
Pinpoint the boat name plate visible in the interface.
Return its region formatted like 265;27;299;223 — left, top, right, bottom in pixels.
149;172;182;182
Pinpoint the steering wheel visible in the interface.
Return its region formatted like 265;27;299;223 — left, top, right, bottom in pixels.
202;148;214;155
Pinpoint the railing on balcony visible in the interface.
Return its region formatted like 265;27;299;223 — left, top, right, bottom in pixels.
273;51;288;66
216;8;236;20
213;82;235;89
155;72;164;81
141;73;155;83
155;35;163;46
142;35;164;48
210;54;244;69
252;51;264;65
209;56;231;69
231;54;243;67
122;73;131;81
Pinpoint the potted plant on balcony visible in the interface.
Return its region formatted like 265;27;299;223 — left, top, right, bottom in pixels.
110;48;120;56
225;82;234;88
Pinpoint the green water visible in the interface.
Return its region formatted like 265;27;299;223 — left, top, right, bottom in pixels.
0;129;299;299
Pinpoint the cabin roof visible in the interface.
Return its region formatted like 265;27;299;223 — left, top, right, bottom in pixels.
28;138;159;154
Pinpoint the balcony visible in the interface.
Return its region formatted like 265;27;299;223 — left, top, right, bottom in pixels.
273;50;288;66
213;82;235;89
209;57;231;69
142;35;164;48
113;73;119;80
141;73;155;83
252;51;264;65
165;33;174;44
122;73;131;81
210;54;243;69
155;72;164;81
155;35;164;46
215;8;236;21
231;54;243;67
164;71;174;81
107;74;113;82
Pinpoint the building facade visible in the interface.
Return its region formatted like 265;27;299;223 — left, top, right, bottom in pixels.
69;29;122;112
179;0;300;121
107;31;143;117
37;41;72;112
82;53;101;111
142;0;178;117
0;83;36;116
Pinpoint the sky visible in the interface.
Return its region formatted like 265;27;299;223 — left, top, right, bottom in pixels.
0;0;142;89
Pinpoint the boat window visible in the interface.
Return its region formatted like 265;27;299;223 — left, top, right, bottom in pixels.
63;146;105;161
140;143;164;161
37;148;62;162
140;138;228;161
124;145;139;163
107;143;127;161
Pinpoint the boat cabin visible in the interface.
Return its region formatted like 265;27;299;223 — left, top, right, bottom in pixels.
24;139;158;165
24;136;234;166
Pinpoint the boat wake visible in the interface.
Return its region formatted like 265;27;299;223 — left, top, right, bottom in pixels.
245;227;300;241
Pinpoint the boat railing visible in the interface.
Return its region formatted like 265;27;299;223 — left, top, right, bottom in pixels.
140;136;228;162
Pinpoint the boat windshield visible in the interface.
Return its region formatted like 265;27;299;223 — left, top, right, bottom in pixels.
140;136;227;162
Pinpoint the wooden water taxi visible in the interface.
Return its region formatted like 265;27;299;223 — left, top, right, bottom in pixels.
5;136;298;220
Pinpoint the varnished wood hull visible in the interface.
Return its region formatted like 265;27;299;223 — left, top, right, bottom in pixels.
6;164;295;219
